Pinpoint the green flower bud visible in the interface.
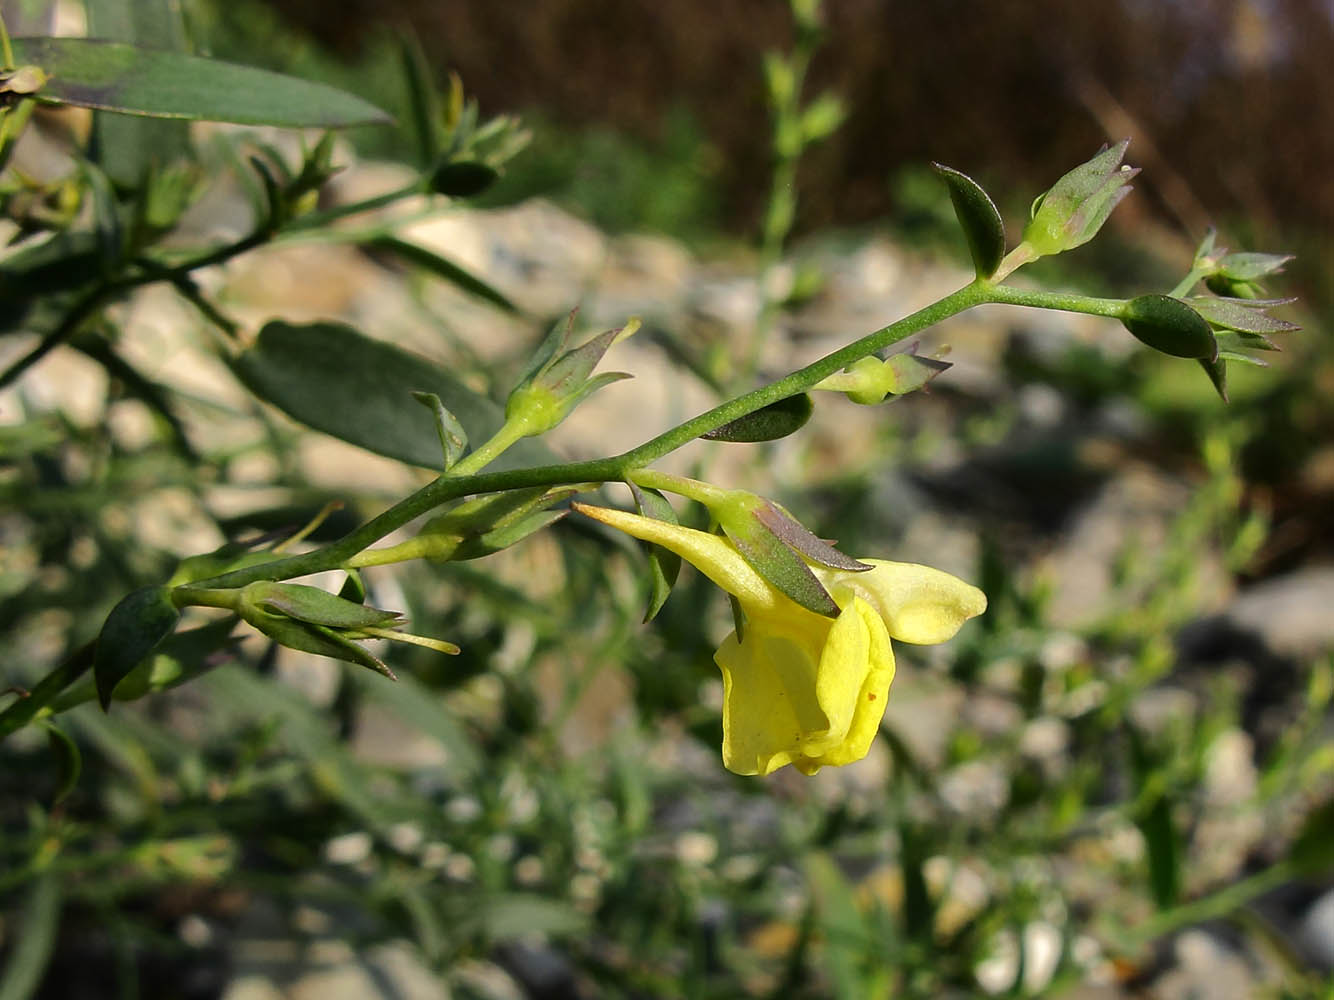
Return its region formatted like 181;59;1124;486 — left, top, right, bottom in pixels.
1022;139;1139;258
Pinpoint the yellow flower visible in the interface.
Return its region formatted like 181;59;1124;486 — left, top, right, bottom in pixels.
575;503;986;776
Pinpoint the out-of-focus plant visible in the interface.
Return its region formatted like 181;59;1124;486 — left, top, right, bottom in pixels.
0;1;1317;996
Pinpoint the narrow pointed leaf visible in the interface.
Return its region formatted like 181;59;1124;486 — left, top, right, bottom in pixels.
1216;350;1268;368
1198;356;1229;402
254;615;397;680
722;515;838;618
94;586;180;708
399;33;442;168
1217;251;1293;281
1216;330;1279;354
13;37;391;127
629;483;682;623
885;352;952;395
412;391;468;469
366;236;518;314
1185;296;1299;334
703;394;813;442
754;501;869;571
465;509;568;558
248;582;402;629
932;163;1005;278
1121;294;1217;360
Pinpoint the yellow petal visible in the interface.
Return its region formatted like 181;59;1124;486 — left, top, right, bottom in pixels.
826;560;986;645
573;503;785;616
716;629;811;775
811;597;895;767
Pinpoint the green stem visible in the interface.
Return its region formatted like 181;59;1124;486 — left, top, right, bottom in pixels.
1106;860;1295;951
182;279;991;594
0;11;13;70
1168;266;1208;299
0;642;93;739
0;281;131;389
982;282;1128;319
447;419;530;478
171;587;242;611
280;177;427;233
627;468;733;507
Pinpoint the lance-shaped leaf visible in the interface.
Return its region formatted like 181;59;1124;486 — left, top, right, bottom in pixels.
94;586;180;709
932;163;1005;279
366;236;518;315
1215;330;1279;355
1024;139;1138;257
702;394;813;442
629;483;682;623
1198;356;1230;402
1214;252;1293;281
257;615;398;680
244;582;403;629
98;618;243;705
754;501;870;572
1185;296;1299;335
1120;294;1217;360
12;37;391;127
717;502;839;618
412;391;468;470
419;487;579;561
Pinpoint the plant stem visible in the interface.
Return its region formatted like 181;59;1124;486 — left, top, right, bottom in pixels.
0;643;94;738
2;276;1146;733
447;419;530;478
180;280;991;593
983;282;1128;319
1168;266;1207;299
280;178;427;233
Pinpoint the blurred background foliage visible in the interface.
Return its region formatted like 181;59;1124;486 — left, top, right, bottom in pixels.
1;0;1332;998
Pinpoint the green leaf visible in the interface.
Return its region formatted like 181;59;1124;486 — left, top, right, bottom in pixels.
1185;296;1298;335
806;853;872;1000
1217;251;1293;281
411;391;469;469
932;163;1005;278
431;159;499;198
1121;294;1217;360
365;236;519;314
93;586;180;709
1198;356;1230;402
247;582;403;629
85;0;191;187
0;872;61;1000
399;33;442;168
1138;794;1183;908
754;501;869;571
12;37;391;127
43;722;81;804
1289;798;1334;875
629;483;681;623
702;394;813;443
231;320;551;471
722;511;838;618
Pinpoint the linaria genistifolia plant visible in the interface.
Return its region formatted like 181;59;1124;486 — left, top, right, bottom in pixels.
1;3;1319;995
